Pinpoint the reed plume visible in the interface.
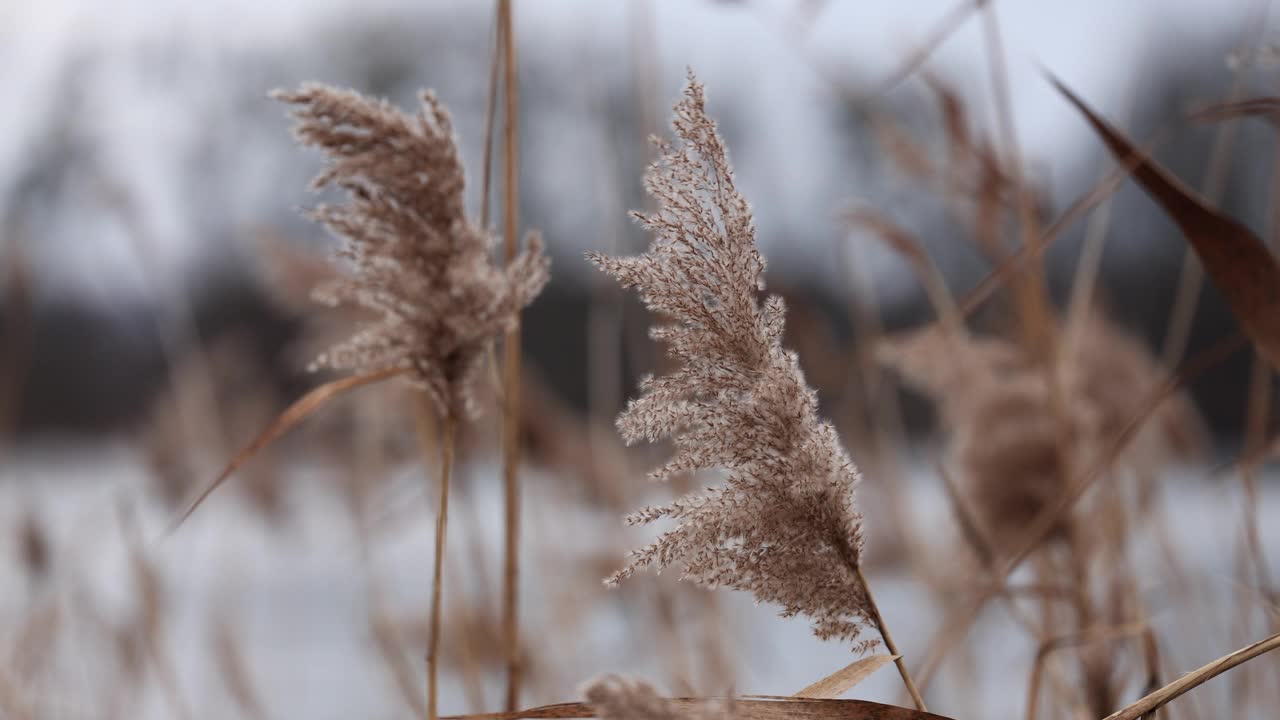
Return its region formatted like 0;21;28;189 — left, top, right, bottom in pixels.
591;72;925;709
275;83;549;420
276;82;549;720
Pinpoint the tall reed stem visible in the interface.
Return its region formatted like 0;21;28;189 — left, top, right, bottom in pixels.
853;564;927;712
498;0;524;711
420;397;455;720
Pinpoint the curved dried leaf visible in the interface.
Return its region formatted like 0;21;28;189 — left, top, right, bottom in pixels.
169;366;409;531
444;697;953;720
793;654;898;699
1051;76;1280;371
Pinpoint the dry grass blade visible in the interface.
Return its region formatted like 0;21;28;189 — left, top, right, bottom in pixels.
1051;76;1280;371
1157;31;1257;370
1102;631;1280;720
872;114;934;181
479;0;506;400
794;654;898;699
444;697;954;720
924;73;972;167
480;0;503;229
1190;97;1280;126
169;366;408;531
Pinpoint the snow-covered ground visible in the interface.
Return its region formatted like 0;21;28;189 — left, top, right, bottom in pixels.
0;444;1276;719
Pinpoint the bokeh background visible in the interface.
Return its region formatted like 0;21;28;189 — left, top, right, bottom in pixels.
1;1;1278;719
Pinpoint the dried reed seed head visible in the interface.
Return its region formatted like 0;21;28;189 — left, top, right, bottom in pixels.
878;311;1203;552
1064;310;1205;465
955;373;1094;547
276;83;549;419
592;71;876;648
878;325;1094;548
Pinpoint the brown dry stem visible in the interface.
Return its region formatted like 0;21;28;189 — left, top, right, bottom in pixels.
854;565;927;712
424;401;457;720
499;0;525;710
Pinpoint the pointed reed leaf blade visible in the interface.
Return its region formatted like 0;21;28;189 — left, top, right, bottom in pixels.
169;366;408;531
1051;76;1280;371
793;654;899;699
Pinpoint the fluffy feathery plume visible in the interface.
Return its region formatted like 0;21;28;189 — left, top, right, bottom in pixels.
589;73;876;649
275;84;549;419
876;308;1202;550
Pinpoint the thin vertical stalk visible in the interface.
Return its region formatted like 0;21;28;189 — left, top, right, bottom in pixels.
979;19;1089;692
837;232;916;566
979;4;1079;538
422;399;455;720
865;0;979;99
480;2;505;397
583;33;629;509
498;0;524;711
1064;95;1131;355
1103;632;1280;720
853;564;927;712
975;28;1110;711
480;2;502;230
623;0;661;385
978;0;1053;362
